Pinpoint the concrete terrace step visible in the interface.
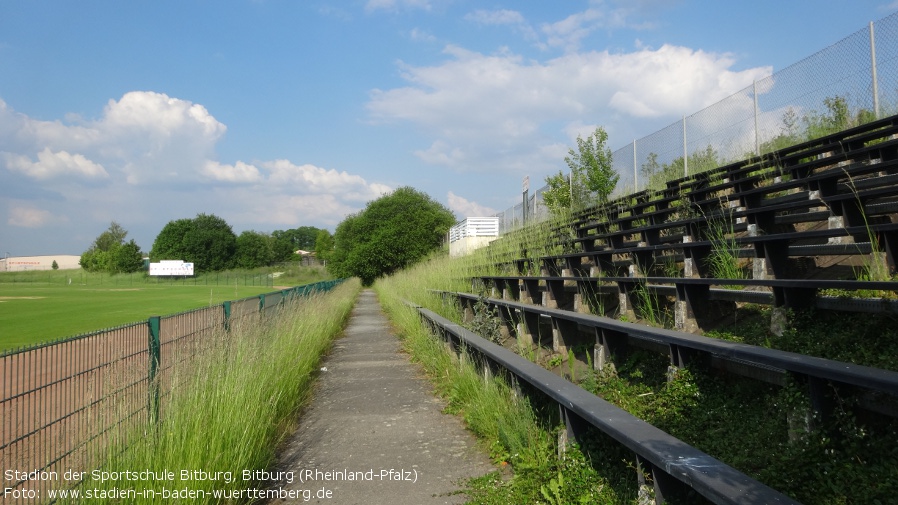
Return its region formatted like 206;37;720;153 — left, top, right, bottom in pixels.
270;289;494;505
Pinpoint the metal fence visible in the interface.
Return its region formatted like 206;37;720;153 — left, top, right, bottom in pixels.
495;11;898;232
0;279;343;501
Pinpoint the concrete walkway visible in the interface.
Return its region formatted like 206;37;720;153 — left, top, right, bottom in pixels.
271;289;494;504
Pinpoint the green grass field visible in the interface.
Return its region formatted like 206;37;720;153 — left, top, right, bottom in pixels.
0;269;321;352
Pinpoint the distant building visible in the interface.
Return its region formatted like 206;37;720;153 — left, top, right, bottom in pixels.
448;217;499;257
1;255;82;272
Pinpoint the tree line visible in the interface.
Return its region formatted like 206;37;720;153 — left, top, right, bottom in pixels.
79;218;331;274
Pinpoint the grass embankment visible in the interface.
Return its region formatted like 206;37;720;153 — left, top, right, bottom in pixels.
376;214;898;504
0;265;332;351
66;279;360;504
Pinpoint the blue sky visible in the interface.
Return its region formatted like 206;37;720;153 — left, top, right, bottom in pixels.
2;0;897;256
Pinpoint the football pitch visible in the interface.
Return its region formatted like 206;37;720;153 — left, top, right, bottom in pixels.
0;281;277;352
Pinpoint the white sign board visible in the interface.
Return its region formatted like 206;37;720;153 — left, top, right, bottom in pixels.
149;260;194;276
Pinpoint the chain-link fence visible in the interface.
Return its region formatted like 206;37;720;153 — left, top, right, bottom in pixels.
496;11;898;231
0;279;343;502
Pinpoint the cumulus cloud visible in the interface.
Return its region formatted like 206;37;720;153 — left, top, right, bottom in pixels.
201;160;262;183
4;148;108;180
447;191;497;218
367;43;771;173
0;91;393;252
0;91;227;186
262;159;391;201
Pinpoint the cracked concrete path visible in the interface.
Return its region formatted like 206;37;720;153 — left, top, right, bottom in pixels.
270;289;494;504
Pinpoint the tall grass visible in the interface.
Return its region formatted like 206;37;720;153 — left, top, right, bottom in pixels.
68;279;360;504
375;258;633;503
701;206;747;284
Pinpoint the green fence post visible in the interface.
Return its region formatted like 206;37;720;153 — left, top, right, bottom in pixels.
148;316;161;424
223;301;231;332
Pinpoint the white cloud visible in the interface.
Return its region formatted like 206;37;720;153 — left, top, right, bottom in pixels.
263;159;391;201
465;9;526;26
541;8;606;52
8;205;59;228
447;191;497;218
464;9;539;43
4;148;108;180
0;92;393;253
201;160;262;183
409;27;436;42
414;140;465;166
103;91;225;140
367;44;771;174
0;91;227;186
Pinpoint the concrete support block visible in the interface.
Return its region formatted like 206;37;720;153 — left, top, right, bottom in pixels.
462;304;474;324
828;216;850;244
516;321;535;348
551;318;580;355
674;300;698;333
747;224;767;279
770;307;789;336
594;343;609;371
753;258;767;280
618;291;636;320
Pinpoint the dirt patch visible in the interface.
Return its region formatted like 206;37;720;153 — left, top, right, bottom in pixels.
0;296;45;300
108;289;141;292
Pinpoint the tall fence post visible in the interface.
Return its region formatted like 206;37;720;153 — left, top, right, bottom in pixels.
871;21;880;118
633;139;637;191
682;115;688;177
147;316;161;424
754;80;761;156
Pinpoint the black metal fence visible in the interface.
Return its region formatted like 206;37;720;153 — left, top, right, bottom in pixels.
0;279;342;501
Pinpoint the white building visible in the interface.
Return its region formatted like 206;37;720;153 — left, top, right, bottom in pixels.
448;217;499;257
0;255;82;272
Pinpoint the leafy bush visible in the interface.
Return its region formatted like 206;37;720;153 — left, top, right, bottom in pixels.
329;187;455;285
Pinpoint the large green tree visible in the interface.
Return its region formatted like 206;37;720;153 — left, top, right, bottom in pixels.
271;226;323;261
314;229;334;264
235;230;275;269
543;126;618;215
329;187;455;285
79;221;144;273
150;213;237;272
110;239;145;273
